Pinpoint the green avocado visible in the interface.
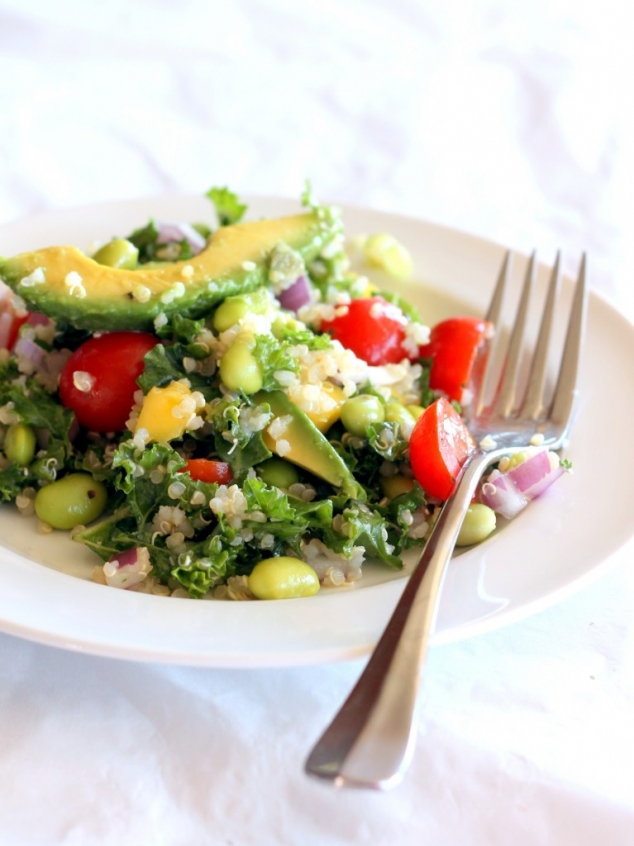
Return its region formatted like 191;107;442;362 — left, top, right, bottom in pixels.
0;211;341;331
257;390;364;500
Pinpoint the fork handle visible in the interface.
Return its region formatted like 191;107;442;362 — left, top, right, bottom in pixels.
305;449;495;789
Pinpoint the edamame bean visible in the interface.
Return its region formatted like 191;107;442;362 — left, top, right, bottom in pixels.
213;288;270;332
219;339;263;394
380;474;415;500
363;233;413;280
248;556;320;600
34;473;108;530
93;238;139;269
256;457;300;489
4;423;36;466
340;394;385;437
406;404;425;421
456;503;496;547
271;314;303;339
385;401;417;437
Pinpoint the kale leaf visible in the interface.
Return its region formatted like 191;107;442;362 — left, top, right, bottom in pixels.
206;186;248;227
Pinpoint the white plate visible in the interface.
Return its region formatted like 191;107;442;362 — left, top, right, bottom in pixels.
1;194;633;667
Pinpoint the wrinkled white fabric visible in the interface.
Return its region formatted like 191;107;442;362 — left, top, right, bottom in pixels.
1;2;633;844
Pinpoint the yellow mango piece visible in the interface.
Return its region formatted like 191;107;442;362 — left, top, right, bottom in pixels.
135;381;196;443
306;382;346;433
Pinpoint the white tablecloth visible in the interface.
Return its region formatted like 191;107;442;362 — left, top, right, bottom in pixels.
1;2;633;843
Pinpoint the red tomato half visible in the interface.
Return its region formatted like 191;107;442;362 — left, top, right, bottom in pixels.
59;331;159;432
6;313;29;349
0;284;29;350
408;397;475;500
320;296;408;366
419;317;489;402
180;459;233;485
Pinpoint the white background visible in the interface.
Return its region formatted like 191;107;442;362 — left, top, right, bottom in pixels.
1;2;634;844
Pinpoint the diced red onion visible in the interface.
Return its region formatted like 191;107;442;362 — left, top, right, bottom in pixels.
479;449;565;520
156;221;206;254
277;275;311;312
31;348;73;394
14;336;46;367
103;547;152;589
0;280;12;304
110;548;143;569
0;312;11;349
26;312;51;327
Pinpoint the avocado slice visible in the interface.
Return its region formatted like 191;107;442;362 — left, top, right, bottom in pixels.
254;391;365;500
0;211;341;331
257;390;364;500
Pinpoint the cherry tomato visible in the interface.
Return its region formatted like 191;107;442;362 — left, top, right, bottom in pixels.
419;317;489;402
0;283;29;350
320;296;408;365
180;459;233;485
59;332;159;432
408;397;475;500
5;313;29;350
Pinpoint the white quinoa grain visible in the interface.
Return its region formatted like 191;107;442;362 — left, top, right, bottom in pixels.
131;284;152;303
19;267;46;287
275;439;291;457
167;481;187;499
72;370;95;393
64;271;86;298
479;435;497;451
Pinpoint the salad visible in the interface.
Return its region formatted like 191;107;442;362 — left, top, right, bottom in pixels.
0;186;566;601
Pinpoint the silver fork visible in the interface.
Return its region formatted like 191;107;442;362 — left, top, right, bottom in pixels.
305;249;588;790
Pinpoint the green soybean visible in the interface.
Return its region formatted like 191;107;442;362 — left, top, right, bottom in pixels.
340;394;385;437
406;404;425;421
256;457;300;489
380;474;415;500
271;314;303;339
93;238;139;269
248;556;320;600
385;401;414;432
456;503;496;547
219;339;263;394
213;288;270;332
34;473;108;530
363;233;414;280
4;423;36;466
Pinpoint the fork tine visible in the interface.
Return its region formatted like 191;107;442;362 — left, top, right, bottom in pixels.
549;253;588;431
485;249;511;325
520;252;561;419
494;251;537;417
473;250;511;416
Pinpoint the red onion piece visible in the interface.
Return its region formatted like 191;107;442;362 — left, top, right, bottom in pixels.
103;547;152;590
479;449;565;520
0;280;12;304
156;221;206;254
110;548;142;569
0;312;11;349
14;336;46;367
277;275;311;312
26;312;51;327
